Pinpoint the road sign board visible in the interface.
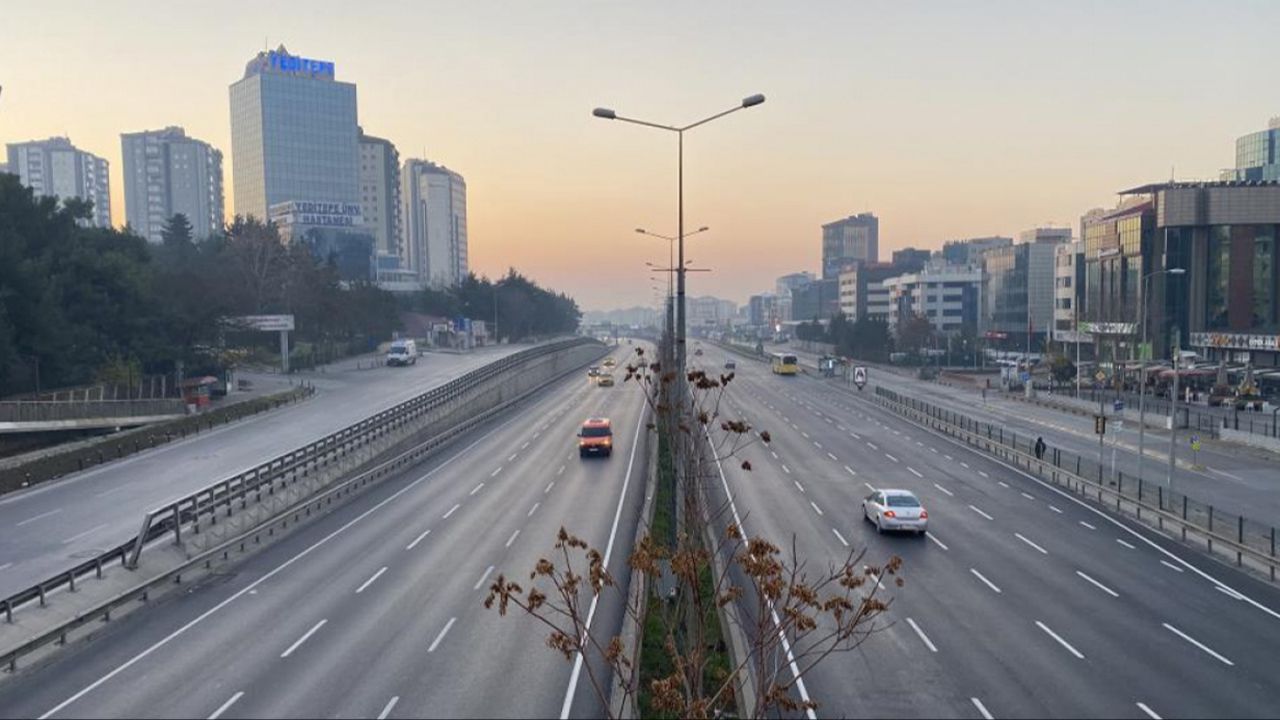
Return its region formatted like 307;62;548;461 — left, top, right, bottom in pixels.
853;366;868;389
229;314;295;332
1191;436;1201;451
1020;371;1031;382
1095;370;1106;382
1113;400;1124;412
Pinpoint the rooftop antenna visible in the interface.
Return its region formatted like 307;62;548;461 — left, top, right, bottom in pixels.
1170;165;1175;181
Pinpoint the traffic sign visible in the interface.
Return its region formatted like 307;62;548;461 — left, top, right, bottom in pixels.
853;366;868;390
1113;400;1124;412
1094;415;1107;435
1095;370;1106;382
1190;436;1201;452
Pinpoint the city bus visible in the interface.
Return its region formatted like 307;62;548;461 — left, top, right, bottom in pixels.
771;353;799;375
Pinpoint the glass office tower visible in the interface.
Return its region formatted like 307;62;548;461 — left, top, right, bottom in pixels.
229;46;359;222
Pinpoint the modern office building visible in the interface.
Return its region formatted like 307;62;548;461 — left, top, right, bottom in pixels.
1079;200;1156;363
1116;180;1280;367
775;271;816;298
891;247;931;272
791;279;839;322
748;293;782;328
884;262;984;337
1053;240;1089;352
229;46;359;222
821;212;879;279
981;231;1067;349
940;236;1012;266
838;262;910;322
121;127;224;242
688;296;738;329
402;159;468;287
358;129;403;261
1227;117;1280;182
6;137;111;227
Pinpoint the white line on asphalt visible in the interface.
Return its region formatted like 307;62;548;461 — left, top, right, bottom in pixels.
810;501;824;516
355;566;388;594
16;508;62;527
1162;623;1233;665
506;529;521;548
794;480;805;494
908;467;923;478
490;466;503;477
924;531;948;550
1015;533;1048;554
781;465;791;474
771;450;779;459
997;481;1009;488
1020;492;1035;500
532;431;541;440
832;528;849;547
814;441;823;449
970;568;1002;593
470;483;485;496
867;442;879;450
906;617;938;653
443;504;461;519
1049;505;1063;514
428;617;457;653
916;441;924;447
929;447;938;454
864;482;876;492
528;502;540;517
844;465;857;476
960;462;969;468
1079;521;1096;530
971;697;994;720
968;505;994;521
61;523;108;545
377;696;400;720
978;470;989;478
894;430;901;435
557;464;565;476
1136;702;1162;720
94;485;129;498
1160;560;1185;573
521;441;530;450
837;425;846;431
280;619;327;658
1075;571;1119;597
208;691;244;720
932;482;952;496
508;453;518;462
801;431;810;439
827;452;838;461
944;454;952;460
885;453;899;463
474;565;495;591
0;562;11;572
405;529;431;550
545;481;555;494
705;430;817;720
1116;538;1136;549
851;432;862;440
1035;620;1084;659
561;396;650;719
1217;585;1245;601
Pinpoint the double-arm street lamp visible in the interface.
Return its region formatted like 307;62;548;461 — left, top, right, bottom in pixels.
1135;267;1186;486
637;226;709;302
594;94;765;398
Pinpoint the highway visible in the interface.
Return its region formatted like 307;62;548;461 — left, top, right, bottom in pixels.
0;344;648;719
783;346;1280;525
0;346;524;598
699;345;1280;718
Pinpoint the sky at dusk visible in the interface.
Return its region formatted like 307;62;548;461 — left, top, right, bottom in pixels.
2;0;1278;310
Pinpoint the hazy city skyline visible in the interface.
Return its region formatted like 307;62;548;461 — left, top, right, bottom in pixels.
2;0;1278;309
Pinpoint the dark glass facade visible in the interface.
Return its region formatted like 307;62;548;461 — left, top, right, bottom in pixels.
1204;224;1278;332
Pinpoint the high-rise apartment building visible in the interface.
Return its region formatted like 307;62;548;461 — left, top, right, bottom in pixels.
884;262;983;336
821;213;879;279
402;159;468;287
775;272;815;298
229;46;359;222
940;236;1012;266
1228;116;1280;182
6;137;111;227
121;127;224;242
982;231;1067;348
357;129;403;260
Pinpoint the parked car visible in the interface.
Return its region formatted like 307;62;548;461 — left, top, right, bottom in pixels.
863;489;928;535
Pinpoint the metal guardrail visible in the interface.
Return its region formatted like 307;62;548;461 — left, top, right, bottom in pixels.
872;385;1280;582
0;338;596;625
0;353;586;672
0;399;186;424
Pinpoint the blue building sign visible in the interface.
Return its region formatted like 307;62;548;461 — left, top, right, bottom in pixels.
268;51;335;78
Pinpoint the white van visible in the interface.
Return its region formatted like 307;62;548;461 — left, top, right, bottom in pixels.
386;339;418;366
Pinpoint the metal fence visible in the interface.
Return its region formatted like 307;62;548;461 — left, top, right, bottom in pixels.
1075;386;1278;438
874;385;1279;582
0;399;186;424
0;338;600;627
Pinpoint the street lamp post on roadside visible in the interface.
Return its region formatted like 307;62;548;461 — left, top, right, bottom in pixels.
637;226;709;306
1135;267;1185;486
594;94;765;405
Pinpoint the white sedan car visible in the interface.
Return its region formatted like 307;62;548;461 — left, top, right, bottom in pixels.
863;489;928;535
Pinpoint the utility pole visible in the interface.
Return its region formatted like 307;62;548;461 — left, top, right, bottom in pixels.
1168;327;1181;492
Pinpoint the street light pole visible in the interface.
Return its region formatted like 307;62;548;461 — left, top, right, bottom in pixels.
1136;267;1184;486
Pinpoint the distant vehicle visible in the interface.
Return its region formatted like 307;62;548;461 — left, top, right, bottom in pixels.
889;352;909;364
863;489;928;535
770;353;799;376
725;359;737;370
578;417;613;457
386;339;418;367
587;366;601;381
694;348;704;356
603;357;617;368
597;374;615;387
